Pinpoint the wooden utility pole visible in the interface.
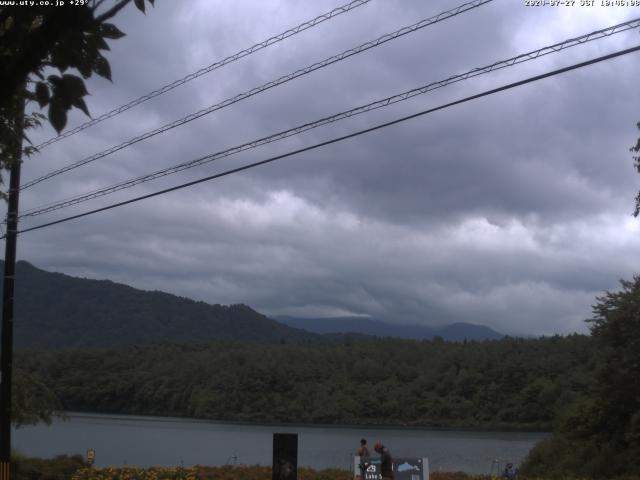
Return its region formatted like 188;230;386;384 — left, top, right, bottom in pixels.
0;91;24;480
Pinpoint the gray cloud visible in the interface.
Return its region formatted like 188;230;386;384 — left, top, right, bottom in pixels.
7;0;640;336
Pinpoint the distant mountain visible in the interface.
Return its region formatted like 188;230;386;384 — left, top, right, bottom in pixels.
437;322;503;341
1;260;319;350
276;316;503;341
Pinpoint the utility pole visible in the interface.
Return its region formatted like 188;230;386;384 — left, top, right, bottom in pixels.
0;91;24;480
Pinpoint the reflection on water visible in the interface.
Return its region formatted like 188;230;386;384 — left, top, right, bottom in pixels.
14;413;547;474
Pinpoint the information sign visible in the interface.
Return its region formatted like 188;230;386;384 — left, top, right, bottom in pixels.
354;457;429;480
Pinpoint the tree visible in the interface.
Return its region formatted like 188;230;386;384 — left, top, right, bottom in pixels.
0;0;155;428
587;277;640;473
0;0;155;189
12;368;63;427
521;277;640;478
632;122;640;216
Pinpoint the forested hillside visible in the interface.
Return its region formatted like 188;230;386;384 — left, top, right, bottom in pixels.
520;277;640;478
17;334;593;430
2;261;500;348
2;261;318;348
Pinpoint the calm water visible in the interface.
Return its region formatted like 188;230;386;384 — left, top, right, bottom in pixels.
14;413;547;474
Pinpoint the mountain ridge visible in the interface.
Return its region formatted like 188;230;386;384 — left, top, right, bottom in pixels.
0;260;502;349
276;315;503;341
2;260;319;349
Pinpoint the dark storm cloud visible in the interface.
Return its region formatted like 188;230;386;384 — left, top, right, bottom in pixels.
7;0;640;336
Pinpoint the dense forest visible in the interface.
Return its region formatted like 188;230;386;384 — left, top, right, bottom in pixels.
17;334;592;430
520;277;640;479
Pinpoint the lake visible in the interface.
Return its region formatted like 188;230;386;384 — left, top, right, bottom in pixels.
14;413;547;475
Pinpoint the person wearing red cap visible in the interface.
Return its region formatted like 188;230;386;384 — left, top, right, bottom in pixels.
374;441;393;480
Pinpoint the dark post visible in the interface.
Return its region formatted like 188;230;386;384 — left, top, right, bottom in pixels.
272;433;297;480
0;91;24;480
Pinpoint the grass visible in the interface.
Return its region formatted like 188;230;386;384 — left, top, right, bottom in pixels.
9;455;596;480
70;466;504;480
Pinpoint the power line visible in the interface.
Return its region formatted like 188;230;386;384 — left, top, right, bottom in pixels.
32;0;374;151
20;0;494;191
18;17;640;219
12;44;640;238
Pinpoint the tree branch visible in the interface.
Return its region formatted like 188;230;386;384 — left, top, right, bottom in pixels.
92;0;108;11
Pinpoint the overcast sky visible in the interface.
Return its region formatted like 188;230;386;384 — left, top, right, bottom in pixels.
5;0;640;335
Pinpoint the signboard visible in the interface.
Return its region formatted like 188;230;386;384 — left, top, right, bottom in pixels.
355;457;429;480
273;433;297;480
86;449;95;466
394;458;426;480
360;461;380;480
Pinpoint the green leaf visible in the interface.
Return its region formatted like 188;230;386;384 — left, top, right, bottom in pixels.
76;52;93;78
23;146;38;157
48;76;72;110
71;97;90;118
48;99;67;134
93;54;112;81
47;75;62;88
50;46;72;72
98;22;125;40
134;0;145;13
90;34;110;51
23;90;36;102
35;82;50;108
62;74;88;97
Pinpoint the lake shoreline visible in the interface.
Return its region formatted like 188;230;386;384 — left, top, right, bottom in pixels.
61;411;551;434
17;412;546;473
